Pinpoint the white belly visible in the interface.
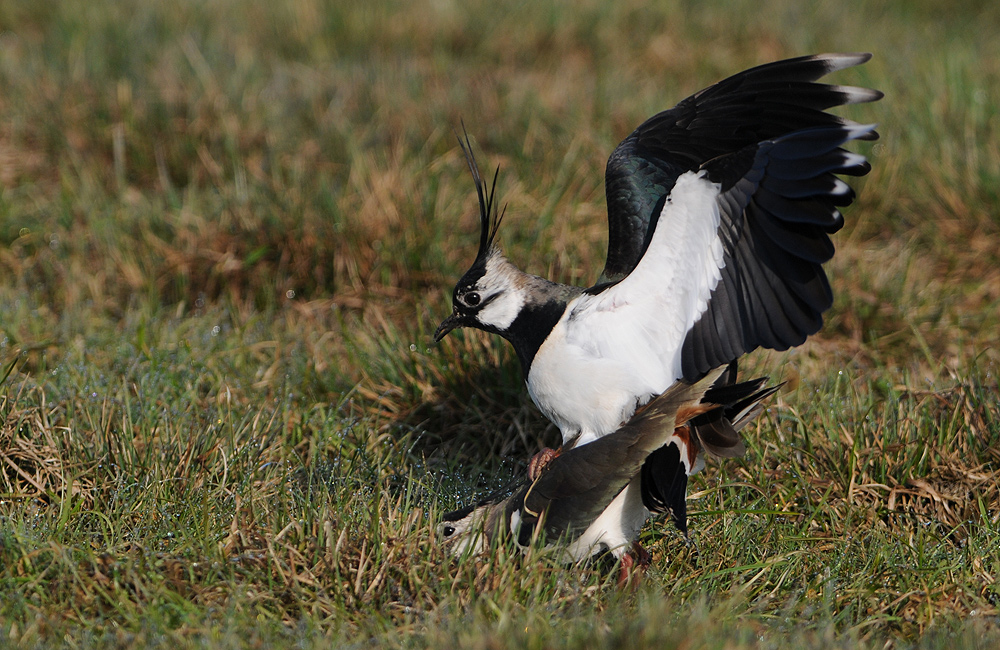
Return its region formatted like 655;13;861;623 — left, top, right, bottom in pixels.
527;319;662;447
560;479;649;562
524;172;723;447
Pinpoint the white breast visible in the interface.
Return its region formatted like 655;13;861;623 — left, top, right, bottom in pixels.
560;479;649;562
527;317;658;447
526;171;724;446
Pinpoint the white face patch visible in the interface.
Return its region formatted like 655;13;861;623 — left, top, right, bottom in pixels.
474;254;526;331
439;509;488;557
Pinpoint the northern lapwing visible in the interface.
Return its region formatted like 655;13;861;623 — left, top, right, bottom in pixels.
438;366;778;582
434;53;881;482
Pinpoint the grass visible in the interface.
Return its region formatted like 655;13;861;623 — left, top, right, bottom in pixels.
0;0;999;647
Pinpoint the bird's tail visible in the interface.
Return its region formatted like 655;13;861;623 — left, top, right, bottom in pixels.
640;365;780;533
629;365;728;431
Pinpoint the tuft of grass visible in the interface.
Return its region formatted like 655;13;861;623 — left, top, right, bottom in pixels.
0;0;999;647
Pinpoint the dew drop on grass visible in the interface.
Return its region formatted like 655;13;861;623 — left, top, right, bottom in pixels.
409;344;417;352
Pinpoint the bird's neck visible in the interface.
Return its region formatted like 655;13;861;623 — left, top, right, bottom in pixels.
495;265;581;376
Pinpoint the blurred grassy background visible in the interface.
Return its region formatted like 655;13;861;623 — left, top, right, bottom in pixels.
0;0;998;647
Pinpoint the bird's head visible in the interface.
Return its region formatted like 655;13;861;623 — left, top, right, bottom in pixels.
437;500;501;557
435;131;526;342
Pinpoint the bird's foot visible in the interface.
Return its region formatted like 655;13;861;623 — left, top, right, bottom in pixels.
527;447;561;481
617;542;652;588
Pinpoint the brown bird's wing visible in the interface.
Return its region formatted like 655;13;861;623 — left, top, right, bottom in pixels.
515;367;726;543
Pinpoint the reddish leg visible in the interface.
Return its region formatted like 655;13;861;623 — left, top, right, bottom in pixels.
528;447;561;481
617;542;652;588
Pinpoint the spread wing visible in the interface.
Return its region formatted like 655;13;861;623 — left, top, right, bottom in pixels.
599;52;881;284
678;124;875;378
569;120;878;389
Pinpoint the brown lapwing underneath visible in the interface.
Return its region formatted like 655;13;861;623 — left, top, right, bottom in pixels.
438;367;779;583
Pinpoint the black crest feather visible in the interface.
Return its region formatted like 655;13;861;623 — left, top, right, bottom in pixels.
457;124;505;261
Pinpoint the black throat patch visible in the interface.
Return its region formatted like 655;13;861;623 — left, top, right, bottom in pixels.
505;298;568;376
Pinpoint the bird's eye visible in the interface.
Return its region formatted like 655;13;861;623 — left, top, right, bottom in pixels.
442;525;456;537
464;292;481;307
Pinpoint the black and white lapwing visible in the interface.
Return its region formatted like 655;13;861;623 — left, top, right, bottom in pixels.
435;52;880;448
435;54;880;561
438;366;777;582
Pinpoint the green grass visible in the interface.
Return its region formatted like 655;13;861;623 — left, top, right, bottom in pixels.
1;0;999;647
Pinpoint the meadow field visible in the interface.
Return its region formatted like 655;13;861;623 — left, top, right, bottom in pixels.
1;0;998;647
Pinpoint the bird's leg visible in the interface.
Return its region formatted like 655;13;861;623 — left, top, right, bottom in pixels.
527;447;561;481
684;532;700;565
616;542;652;588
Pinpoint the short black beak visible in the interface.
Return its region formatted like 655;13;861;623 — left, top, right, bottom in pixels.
434;310;463;342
